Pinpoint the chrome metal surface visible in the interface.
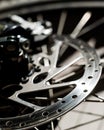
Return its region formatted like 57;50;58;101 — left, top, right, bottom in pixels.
0;34;102;129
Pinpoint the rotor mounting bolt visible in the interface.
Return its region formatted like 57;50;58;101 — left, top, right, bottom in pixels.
21;76;29;83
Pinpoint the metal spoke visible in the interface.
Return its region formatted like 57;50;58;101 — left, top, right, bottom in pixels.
70;11;92;38
92;94;104;102
47;56;83;81
51;121;55;130
60;11;91;58
34;127;39;130
54;72;75;83
78;17;104;37
57;11;68;57
57;11;67;35
50;40;62;68
85;99;104;103
65;117;104;130
72;110;104;117
46;82;75;90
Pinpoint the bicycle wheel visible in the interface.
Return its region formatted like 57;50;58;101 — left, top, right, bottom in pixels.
0;0;103;130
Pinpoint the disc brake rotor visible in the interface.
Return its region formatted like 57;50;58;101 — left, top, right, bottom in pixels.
0;1;103;130
0;33;102;129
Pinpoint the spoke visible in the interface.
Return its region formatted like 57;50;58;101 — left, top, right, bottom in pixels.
73;110;103;117
85;93;104;103
97;112;104;130
87;38;96;48
57;11;67;35
53;64;83;83
78;17;104;37
48;55;83;80
49;88;54;104
54;72;75;83
59;50;84;66
34;97;48;100
92;94;104;102
85;99;104;103
57;11;68;57
19;81;74;95
50;40;62;68
74;103;87;127
48;87;73;100
60;12;91;57
41;45;50;66
65;117;104;130
46;82;75;90
51;121;55;130
34;127;39;130
30;88;71;102
70;11;91;38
